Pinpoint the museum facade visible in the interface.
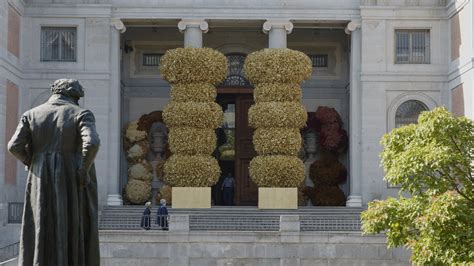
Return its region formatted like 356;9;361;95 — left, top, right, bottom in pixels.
0;0;472;218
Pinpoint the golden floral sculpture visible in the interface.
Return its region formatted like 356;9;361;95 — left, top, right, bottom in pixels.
244;48;312;187
127;140;149;162
123;122;153;204
160;47;227;187
125;179;152;204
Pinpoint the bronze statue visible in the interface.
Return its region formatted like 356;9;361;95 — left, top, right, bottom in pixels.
8;79;100;266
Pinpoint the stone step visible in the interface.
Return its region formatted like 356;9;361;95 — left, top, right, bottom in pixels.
99;206;362;231
101;206;362;215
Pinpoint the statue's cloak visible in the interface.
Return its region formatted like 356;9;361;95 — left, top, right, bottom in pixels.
8;94;100;266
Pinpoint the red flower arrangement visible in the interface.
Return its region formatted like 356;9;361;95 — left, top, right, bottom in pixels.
309;155;347;186
137;111;163;131
319;124;348;153
309;185;346;206
314;106;342;130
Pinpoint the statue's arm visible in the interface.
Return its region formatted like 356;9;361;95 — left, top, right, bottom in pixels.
77;110;101;174
7;115;32;166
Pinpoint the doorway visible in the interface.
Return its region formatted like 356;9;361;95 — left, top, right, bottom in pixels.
213;88;258;206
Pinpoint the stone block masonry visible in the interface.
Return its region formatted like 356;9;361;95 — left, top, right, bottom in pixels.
99;230;410;265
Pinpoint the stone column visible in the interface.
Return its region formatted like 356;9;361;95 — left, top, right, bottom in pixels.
262;20;293;48
107;19;126;206
178;19;209;48
346;21;363;207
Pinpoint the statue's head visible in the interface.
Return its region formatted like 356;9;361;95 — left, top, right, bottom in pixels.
50;79;84;102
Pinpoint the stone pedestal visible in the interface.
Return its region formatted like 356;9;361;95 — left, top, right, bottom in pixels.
258;188;297;209
172;187;211;208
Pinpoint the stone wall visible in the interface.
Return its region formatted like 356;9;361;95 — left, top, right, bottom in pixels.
99;230;410;266
0;0;25;227
448;0;473;119
359;2;448;204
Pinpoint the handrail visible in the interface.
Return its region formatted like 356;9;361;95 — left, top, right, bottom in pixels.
0;242;19;262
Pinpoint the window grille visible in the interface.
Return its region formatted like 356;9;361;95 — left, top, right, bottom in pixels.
395;100;428;128
395;30;430;64
309;54;328;67
143;53;162;66
41;27;76;62
220;53;251;87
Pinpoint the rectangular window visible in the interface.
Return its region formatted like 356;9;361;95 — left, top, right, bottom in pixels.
395;30;430;64
41;27;76;62
143;53;162;66
309;54;328;67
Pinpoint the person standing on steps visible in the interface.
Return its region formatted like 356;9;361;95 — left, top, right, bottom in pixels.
221;173;235;206
8;79;101;266
141;201;152;230
156;199;169;230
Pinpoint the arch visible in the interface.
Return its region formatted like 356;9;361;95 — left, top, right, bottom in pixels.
395;100;428;128
387;92;437;131
214;43;254;55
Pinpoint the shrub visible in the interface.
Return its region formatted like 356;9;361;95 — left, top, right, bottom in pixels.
244;48;312;84
168;127;216;155
160;47;228;84
253;83;302;102
249;155;305;187
248;102;307;129
125;179;151;204
253;128;301;156
164;155;220;187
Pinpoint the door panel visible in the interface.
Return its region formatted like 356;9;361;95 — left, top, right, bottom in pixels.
235;95;258;205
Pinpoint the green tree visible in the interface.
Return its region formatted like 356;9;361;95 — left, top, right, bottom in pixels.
361;107;474;265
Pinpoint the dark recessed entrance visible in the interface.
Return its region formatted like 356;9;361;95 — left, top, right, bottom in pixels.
213;89;258;206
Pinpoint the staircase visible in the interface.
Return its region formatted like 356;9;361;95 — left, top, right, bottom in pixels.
99;206;362;231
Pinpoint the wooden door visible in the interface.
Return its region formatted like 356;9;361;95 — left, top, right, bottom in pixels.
235;95;258;205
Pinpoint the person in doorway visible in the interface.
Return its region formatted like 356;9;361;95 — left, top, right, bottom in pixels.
141;202;152;230
221;173;235;206
156;199;169;230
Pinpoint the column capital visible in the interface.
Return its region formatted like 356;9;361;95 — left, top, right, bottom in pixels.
178;19;209;34
263;20;293;34
345;20;361;35
111;18;126;33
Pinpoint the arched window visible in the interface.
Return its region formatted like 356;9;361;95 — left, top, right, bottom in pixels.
220;53;251;87
395;100;428;128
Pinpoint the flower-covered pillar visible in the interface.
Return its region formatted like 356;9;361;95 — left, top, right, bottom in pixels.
160;48;227;208
245;49;312;209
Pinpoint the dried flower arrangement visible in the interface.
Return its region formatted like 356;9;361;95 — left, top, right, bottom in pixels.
161;48;227;187
307;107;348;206
309;154;347;186
309;185;346;206
123;121;152;204
125;179;152;204
123;110;168;205
127;140;149;162
244;48;312;187
253;128;302;156
155;185;172;205
314;106;348;153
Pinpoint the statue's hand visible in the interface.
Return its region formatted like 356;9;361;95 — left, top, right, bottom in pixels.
77;168;91;188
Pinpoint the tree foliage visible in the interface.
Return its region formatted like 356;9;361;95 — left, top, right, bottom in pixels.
361;107;474;265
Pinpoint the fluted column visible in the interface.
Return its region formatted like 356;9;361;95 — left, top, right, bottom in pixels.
178;19;209;48
346;20;363;207
107;19;126;206
263;20;293;48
